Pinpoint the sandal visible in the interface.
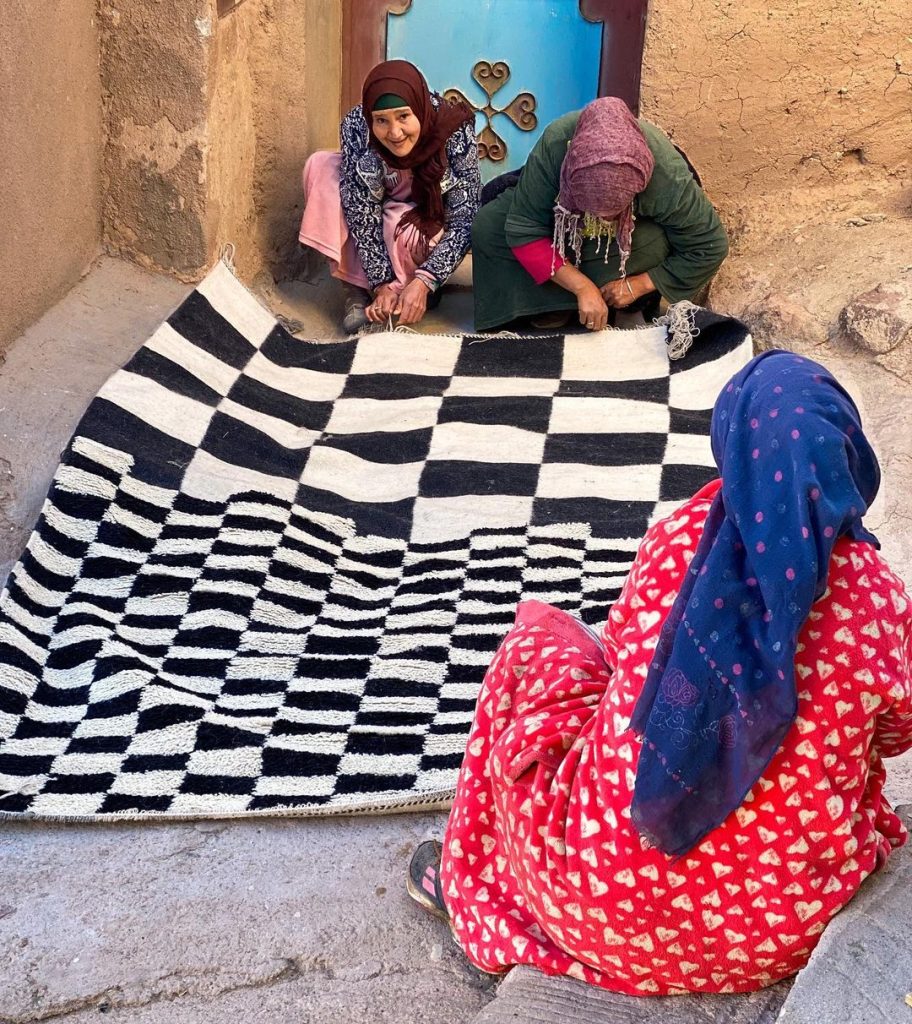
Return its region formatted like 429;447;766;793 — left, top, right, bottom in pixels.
406;839;449;922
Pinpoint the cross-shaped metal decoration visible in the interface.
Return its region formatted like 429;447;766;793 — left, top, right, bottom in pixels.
444;60;538;163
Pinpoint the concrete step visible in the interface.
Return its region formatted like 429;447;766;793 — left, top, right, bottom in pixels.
470;966;790;1024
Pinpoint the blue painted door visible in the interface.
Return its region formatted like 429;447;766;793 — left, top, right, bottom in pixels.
386;0;602;180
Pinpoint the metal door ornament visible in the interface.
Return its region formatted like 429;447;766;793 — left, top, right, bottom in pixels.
443;61;538;164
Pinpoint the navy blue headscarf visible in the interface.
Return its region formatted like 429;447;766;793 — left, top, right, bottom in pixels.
629;351;880;857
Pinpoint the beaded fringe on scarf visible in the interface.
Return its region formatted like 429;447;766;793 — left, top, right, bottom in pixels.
551;205;631;277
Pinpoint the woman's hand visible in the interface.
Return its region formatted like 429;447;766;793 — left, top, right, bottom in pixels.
601;272;654;309
575;281;610;331
551;264;608;331
396;278;432;325
366;283;400;323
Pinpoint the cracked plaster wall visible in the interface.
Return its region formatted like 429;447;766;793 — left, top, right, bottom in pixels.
99;0;213;279
99;0;341;283
641;0;912;237
0;1;102;353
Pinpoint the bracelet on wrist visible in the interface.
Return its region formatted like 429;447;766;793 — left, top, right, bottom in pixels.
414;272;438;293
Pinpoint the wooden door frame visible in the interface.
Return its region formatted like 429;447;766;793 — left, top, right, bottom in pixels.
341;0;412;116
581;0;649;112
340;0;649;116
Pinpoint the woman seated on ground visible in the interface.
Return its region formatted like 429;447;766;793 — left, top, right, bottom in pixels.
299;60;480;334
408;351;912;994
472;97;729;333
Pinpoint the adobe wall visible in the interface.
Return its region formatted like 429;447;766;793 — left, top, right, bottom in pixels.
231;0;342;282
0;1;102;352
208;0;261;281
640;0;911;238
99;0;342;283
98;0;213;279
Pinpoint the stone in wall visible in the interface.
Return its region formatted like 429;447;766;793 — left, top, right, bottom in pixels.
840;279;912;384
709;269;825;350
841;281;912;355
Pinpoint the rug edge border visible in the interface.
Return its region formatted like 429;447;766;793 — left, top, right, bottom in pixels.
0;789;455;825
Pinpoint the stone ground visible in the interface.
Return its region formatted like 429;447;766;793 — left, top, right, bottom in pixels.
1;244;911;1023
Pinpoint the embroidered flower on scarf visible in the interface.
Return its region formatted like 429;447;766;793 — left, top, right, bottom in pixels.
718;714;738;749
661;669;699;707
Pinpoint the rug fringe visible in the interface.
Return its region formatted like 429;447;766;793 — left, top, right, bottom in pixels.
0;789;456;825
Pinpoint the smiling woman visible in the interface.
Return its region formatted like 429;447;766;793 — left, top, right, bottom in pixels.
370;101;422;158
298;59;480;334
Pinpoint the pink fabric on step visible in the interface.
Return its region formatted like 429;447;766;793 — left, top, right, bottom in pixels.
299;150;441;294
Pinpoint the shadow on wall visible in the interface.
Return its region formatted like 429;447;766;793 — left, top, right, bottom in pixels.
1;0;103;351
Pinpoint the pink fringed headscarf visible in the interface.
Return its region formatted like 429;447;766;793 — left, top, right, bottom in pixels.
553;98;655;276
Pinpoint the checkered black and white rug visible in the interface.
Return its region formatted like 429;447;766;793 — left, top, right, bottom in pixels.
0;262;752;820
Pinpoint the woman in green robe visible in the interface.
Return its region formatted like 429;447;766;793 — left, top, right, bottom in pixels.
471;98;729;332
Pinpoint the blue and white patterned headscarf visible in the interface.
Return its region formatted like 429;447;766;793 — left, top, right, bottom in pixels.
630;351;881;857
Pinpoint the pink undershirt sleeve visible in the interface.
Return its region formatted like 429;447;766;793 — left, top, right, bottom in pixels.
511;239;564;285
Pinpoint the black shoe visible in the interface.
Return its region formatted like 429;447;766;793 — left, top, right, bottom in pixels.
406;840;449;922
341;283;371;334
530;309;573;330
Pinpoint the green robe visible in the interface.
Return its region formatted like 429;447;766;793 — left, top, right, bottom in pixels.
471;112;729;331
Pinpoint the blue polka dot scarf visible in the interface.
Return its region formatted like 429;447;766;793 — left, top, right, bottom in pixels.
629;351;881;857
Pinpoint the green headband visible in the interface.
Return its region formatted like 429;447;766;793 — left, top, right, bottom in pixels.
371;93;409;112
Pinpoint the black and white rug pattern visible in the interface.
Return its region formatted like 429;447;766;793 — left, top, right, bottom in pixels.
0;263;752;820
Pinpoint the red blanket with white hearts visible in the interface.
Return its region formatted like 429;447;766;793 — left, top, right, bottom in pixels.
440;481;912;994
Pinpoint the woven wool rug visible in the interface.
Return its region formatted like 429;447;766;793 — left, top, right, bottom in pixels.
0;262;752;820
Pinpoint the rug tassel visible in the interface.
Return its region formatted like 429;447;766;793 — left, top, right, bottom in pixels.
657;300;701;360
220;242;236;271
